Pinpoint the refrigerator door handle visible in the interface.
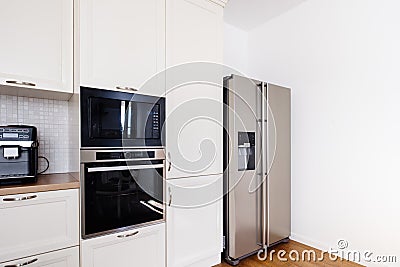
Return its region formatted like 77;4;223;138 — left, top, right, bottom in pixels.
255;81;264;249
261;82;268;254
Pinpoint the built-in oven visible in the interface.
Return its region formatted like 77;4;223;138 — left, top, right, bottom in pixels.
81;148;165;239
80;87;165;148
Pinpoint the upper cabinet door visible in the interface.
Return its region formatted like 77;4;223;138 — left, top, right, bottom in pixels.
166;0;224;179
80;0;166;97
0;0;73;95
166;0;223;65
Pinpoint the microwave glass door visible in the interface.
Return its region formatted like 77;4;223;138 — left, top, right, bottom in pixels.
89;97;123;139
124;102;159;139
89;97;159;140
81;87;165;147
83;162;164;238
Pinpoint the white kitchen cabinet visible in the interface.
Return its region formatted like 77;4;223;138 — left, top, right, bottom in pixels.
166;174;223;267
81;223;165;267
166;0;224;179
0;246;79;267
166;0;223;65
80;0;166;96
0;189;79;263
0;0;73;99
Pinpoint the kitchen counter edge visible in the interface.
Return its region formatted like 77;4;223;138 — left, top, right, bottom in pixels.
0;173;80;196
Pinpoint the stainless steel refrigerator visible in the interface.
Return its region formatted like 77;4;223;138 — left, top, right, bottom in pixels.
223;74;291;265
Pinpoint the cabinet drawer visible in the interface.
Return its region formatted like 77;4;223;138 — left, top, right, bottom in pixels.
0;246;79;267
81;223;165;267
0;189;79;263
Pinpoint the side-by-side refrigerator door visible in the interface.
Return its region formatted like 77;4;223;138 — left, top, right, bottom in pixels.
224;75;263;261
266;83;291;246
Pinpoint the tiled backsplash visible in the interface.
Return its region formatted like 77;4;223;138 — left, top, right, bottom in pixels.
0;94;70;174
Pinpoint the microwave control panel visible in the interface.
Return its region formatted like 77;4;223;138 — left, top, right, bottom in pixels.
152;105;160;138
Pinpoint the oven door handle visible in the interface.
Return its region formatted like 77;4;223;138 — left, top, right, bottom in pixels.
140;200;164;215
87;164;165;173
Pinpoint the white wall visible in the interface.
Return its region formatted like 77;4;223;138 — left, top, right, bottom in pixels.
223;23;248;74
246;0;400;265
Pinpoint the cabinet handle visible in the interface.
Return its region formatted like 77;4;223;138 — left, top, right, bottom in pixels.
6;80;36;87
167;152;172;172
117;231;139;238
3;195;37;202
5;258;38;267
116;86;138;92
168;187;172;207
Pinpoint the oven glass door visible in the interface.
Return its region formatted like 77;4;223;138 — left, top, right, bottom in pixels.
83;161;164;238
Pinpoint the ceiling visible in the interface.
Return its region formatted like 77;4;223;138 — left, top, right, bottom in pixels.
224;0;306;31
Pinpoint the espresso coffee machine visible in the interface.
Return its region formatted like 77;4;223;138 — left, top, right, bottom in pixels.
0;125;39;184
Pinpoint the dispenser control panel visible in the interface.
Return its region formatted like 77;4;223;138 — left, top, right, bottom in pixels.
238;132;255;171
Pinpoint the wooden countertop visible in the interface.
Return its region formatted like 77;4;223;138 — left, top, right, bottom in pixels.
0;173;80;196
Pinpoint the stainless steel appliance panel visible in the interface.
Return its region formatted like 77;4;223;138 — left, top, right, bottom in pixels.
224;75;291;265
266;83;291;246
224;75;263;260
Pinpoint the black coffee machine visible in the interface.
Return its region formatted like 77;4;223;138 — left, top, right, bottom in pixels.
0;125;39;184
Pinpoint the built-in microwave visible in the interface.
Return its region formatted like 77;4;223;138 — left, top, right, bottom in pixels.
81;87;165;148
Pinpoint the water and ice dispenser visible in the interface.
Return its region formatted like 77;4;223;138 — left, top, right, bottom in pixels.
238;132;255;171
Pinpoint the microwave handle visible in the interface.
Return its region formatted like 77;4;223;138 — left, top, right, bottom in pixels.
120;101;126;133
87;164;164;173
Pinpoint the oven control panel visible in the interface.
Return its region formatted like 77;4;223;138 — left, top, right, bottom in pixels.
96;151;156;160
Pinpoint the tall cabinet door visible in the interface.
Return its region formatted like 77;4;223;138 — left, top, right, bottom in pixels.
166;0;224;179
0;0;73;94
80;0;166;96
167;174;223;267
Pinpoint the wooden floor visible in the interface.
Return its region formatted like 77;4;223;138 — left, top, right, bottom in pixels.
215;241;363;267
